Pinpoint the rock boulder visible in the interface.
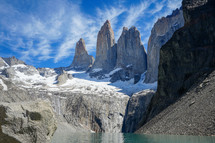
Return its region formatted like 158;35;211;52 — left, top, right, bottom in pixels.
0;100;57;143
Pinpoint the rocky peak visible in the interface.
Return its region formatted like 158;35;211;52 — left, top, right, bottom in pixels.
144;8;184;83
75;38;88;55
71;38;94;70
2;56;25;66
116;26;147;75
91;20;116;73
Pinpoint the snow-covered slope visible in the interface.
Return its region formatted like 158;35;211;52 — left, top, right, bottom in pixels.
0;58;157;97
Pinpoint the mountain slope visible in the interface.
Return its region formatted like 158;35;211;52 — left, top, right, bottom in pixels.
137;70;215;136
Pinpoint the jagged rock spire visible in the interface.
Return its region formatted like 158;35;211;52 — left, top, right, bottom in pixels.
92;20;117;72
116;26;147;74
71;38;94;70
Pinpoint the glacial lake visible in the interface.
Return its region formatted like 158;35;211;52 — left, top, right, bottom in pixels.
52;132;215;143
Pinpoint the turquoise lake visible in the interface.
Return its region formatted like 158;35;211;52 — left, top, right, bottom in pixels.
51;132;215;143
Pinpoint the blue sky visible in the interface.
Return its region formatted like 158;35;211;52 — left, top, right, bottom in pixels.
0;0;182;68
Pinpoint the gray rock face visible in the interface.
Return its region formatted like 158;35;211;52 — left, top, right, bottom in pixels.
57;70;73;85
110;66;134;83
145;8;184;83
0;76;34;103
91;20;117;73
2;56;25;66
0;100;57;143
122;90;155;133
71;38;94;70
137;70;215;136
116;27;147;75
63;93;129;133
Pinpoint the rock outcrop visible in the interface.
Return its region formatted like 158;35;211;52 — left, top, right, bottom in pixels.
145;8;184;83
0;100;57;143
57;70;73;85
91;20;117;73
2;56;25;66
114;27;147;81
122;90;155;133
137;0;215;135
70;38;94;70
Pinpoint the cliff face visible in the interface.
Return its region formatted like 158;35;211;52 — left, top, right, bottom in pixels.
116;27;147;75
92;20;117;73
138;0;215;135
70;38;94;70
122;90;155;133
145;8;184;83
63;93;129;133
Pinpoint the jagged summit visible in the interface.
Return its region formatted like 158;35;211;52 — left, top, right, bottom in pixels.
116;26;147;74
70;38;94;70
2;56;25;66
91;20;116;73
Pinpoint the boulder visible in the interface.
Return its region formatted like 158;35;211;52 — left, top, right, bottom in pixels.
145;8;184;83
0;100;57;143
57;70;73;85
70;38;94;71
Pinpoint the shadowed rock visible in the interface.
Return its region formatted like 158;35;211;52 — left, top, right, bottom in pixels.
137;0;215;136
145;8;184;83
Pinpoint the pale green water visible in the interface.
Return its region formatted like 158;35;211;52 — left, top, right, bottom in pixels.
51;132;215;143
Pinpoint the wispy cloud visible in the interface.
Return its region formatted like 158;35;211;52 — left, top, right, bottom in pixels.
167;0;182;10
0;0;183;67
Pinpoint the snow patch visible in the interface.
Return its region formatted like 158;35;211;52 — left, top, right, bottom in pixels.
11;64;27;69
105;68;122;77
0;79;8;91
92;68;102;73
